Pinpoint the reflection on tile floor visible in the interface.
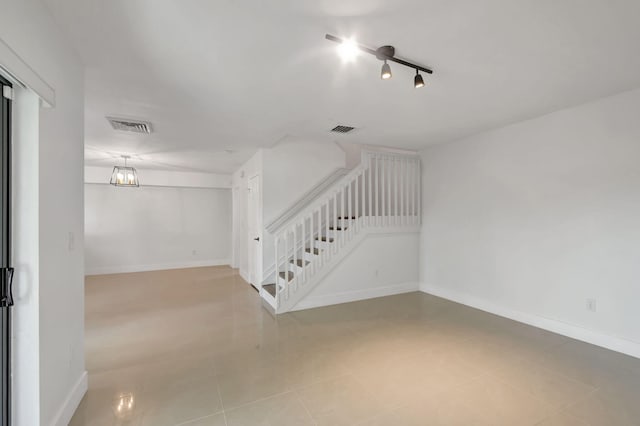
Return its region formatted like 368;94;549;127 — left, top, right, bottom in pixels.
70;266;640;425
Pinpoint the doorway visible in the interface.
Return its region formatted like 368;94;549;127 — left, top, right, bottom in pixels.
0;74;13;425
247;174;261;289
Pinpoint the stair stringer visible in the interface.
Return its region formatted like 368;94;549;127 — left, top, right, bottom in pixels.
275;220;420;313
260;286;277;311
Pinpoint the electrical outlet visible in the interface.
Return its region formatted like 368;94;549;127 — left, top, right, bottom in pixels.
192;249;197;256
586;298;597;312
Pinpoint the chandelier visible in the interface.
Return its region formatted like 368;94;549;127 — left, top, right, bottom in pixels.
110;155;139;187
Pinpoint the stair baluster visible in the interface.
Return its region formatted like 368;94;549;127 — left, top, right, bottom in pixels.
262;151;421;313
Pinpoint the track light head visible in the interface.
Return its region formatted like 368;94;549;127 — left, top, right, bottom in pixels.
381;60;392;80
414;70;425;88
337;38;359;63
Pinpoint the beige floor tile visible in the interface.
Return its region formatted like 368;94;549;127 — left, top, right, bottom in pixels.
69;392;143;426
453;374;556;425
563;389;640;426
490;358;596;409
225;392;314;426
70;267;640;425
296;375;384;425
216;365;292;410
447;334;534;374
358;390;492;426
534;340;640;390
535;411;589;426
331;327;420;370
351;347;485;408
282;349;351;389
138;374;223;426
177;412;227;426
68;364;152;426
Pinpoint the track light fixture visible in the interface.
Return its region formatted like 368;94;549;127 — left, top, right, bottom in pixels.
326;34;433;87
381;60;392;80
414;70;425;88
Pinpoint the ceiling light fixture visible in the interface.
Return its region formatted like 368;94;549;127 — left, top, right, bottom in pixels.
414;70;425;88
326;34;433;87
381;60;392;80
110;155;140;187
337;37;359;63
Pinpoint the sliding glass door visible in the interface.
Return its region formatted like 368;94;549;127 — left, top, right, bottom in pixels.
0;74;13;426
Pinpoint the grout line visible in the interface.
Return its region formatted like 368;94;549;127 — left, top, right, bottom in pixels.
476;370;562;415
222;389;292;413
215;381;228;426
294;389;317;425
215;382;225;411
560;386;599;412
174;409;225;426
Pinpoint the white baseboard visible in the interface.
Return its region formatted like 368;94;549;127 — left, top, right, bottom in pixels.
50;370;87;426
85;259;231;275
239;268;250;285
420;283;640;360
292;281;419;312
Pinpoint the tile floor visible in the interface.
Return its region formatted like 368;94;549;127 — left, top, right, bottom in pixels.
70;266;640;425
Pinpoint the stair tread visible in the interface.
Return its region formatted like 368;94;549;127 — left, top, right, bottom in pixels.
279;271;294;281
338;216;357;219
315;237;335;242
290;259;311;267
305;248;321;255
263;283;276;297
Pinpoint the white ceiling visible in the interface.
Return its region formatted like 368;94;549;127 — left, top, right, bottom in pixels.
44;0;640;173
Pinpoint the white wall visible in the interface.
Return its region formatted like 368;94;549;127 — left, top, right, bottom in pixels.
231;141;346;285
294;233;420;311
420;88;640;357
261;140;346;272
85;166;232;189
1;0;86;424
85;184;231;274
262;140;345;225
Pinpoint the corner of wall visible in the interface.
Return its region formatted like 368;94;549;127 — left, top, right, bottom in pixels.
49;371;87;426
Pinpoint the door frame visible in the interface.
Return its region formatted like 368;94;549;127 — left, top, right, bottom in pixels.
246;173;262;289
0;73;13;426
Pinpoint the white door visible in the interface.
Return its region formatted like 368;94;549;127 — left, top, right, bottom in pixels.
247;175;260;288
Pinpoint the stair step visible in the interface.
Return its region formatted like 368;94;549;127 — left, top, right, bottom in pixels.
279;271;294;282
263;283;276;297
338;216;356;219
290;259;310;267
305;248;321;255
315;237;335;243
329;226;347;231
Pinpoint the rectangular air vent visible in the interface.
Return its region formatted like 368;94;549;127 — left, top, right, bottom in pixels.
331;125;356;134
107;117;153;134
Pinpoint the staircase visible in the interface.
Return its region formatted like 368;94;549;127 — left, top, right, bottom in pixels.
261;150;421;313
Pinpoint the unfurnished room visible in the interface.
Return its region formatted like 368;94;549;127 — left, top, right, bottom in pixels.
1;1;640;425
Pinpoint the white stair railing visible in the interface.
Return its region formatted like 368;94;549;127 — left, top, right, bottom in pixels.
268;150;420;311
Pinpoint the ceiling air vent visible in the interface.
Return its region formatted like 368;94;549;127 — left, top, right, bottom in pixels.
331;125;356;134
107;117;153;134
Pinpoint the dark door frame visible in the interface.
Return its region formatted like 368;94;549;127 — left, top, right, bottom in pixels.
0;73;13;426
